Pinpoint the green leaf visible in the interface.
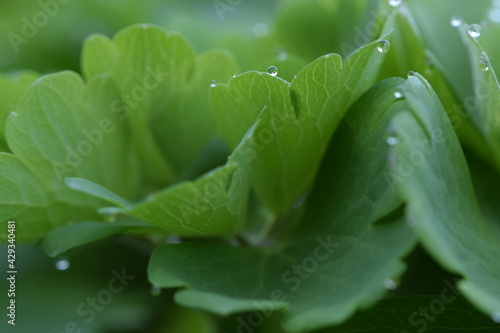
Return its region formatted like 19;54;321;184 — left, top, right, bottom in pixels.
82;25;238;183
42;219;155;257
378;5;425;79
482;20;500;76
0;71;39;152
0;71;137;241
388;73;500;322
318;296;499;333
127;163;241;236
407;0;491;98
65;177;133;210
1;25;241;241
456;20;500;170
379;5;490;168
65;123;256;237
211;35;390;214
149;78;417;332
64;169;240;236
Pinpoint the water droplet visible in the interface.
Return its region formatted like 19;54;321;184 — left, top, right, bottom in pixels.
387;136;399;146
384;279;398;290
167;236;182;244
210;80;217;87
98;207;120;220
377;40;391;53
150;286;162;297
492;312;500;323
55;259;70;271
267;66;278;76
232;74;237;78
408;71;416;77
489;8;500;23
467;24;481;38
9;111;17;117
388;0;401;7
394;91;404;99
479;59;490;72
450;15;462;27
253;22;269;38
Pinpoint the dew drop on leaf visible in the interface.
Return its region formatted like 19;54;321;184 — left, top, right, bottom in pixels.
407;71;416;77
467;24;481;38
377;40;390;53
384;279;398;290
450;15;462;27
9;111;17;117
386;136;399;146
55;259;70;271
167;236;182;244
394;90;404;99
267;66;278;76
210;80;217;87
388;0;401;7
479;59;490;72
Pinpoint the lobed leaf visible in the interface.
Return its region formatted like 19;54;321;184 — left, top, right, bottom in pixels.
388;73;500;322
455;20;500;170
64;123;256;237
82;25;238;183
0;72;136;241
149;78;417;332
0;71;39;152
211;34;391;214
42;219;155;257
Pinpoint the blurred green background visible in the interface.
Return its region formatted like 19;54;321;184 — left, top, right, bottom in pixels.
0;0;497;332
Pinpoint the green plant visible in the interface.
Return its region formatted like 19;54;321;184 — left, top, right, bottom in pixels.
1;0;500;332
